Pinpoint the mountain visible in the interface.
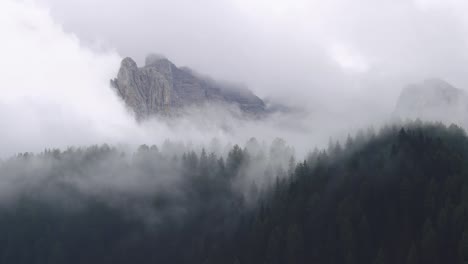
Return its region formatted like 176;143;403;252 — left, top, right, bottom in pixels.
394;78;468;125
111;54;266;120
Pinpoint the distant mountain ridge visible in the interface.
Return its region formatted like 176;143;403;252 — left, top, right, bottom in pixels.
394;78;468;125
111;54;266;120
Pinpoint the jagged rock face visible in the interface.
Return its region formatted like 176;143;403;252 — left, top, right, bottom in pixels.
111;57;172;118
394;79;468;125
111;54;265;120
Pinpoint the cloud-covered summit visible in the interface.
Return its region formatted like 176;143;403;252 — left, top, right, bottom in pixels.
111;54;266;120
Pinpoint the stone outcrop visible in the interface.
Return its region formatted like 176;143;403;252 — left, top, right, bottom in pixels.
111;54;266;120
394;78;468;125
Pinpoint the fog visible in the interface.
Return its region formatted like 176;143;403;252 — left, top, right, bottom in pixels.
37;0;468;103
2;0;468;158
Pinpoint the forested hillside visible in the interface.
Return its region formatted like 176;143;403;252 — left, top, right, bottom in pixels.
1;122;468;264
230;123;468;264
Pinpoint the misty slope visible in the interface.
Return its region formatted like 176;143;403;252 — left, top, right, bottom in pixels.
2;122;468;263
228;122;468;264
394;79;468;125
111;54;266;120
0;139;294;264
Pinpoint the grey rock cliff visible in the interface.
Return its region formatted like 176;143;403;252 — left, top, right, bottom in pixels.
394;78;468;125
111;54;266;120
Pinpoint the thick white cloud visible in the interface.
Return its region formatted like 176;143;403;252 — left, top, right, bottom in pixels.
2;0;468;156
35;0;468;105
0;1;143;155
0;1;326;157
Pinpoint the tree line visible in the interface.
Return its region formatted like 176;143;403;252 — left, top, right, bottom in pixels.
0;122;468;263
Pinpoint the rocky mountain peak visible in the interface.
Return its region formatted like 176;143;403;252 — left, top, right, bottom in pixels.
397;78;464;109
121;57;138;69
394;78;468;125
111;54;266;120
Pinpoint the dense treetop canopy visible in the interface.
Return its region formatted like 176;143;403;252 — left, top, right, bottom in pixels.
1;121;468;264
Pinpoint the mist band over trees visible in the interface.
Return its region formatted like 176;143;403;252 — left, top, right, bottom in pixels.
1;122;468;263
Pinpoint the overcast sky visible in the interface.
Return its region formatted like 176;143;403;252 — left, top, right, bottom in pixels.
37;0;468;105
2;0;468;156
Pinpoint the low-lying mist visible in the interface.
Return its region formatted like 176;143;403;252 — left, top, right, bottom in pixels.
0;138;297;224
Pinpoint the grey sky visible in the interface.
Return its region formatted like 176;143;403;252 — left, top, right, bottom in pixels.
1;0;468;156
37;0;468;107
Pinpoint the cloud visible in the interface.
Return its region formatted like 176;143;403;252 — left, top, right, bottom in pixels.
0;0;148;156
33;0;468;111
3;0;468;157
329;44;369;73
